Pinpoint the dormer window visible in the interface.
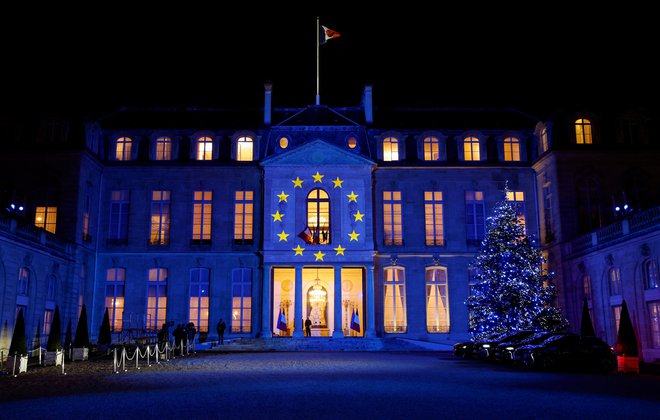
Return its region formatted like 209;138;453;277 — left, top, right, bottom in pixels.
115;137;133;161
423;136;439;161
197;136;213;160
463;137;480;161
575;119;593;144
540;126;548;153
383;137;399;161
237;136;254;161
279;137;289;149
155;136;172;160
503;137;520;161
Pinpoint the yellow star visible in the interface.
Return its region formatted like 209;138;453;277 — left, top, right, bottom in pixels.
348;230;360;241
334;244;346;256
312;171;324;183
277;191;289;202
292;177;304;188
347;191;359;202
271;211;284;222
292;244;305;256
332;177;344;188
353;210;364;222
314;251;326;261
277;230;290;242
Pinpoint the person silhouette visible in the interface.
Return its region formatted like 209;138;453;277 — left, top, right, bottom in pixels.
304;317;312;337
217;319;227;344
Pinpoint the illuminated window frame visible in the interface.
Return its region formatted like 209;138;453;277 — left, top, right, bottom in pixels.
609;267;622;296
106;268;125;331
423;136;440;161
384;266;407;333
506;190;526;231
155;136;172;161
232;268;252;333
196;136;213;161
147;268;167;331
644;258;659;290
115;137;133;161
383;191;403;245
575;119;593;144
306;188;331;244
424;191;444;246
426;266;449;333
192;191;212;242
540;126;549;153
234;191;254;244
503;137;521;161
189;268;210;333
35;206;57;234
649;301;660;348
17;267;29;296
463;137;480;161
383;137;399;161
237;136;254;161
150;190;171;246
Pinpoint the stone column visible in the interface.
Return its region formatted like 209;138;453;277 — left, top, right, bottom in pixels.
365;265;377;337
293;265;304;337
332;265;343;337
261;264;272;337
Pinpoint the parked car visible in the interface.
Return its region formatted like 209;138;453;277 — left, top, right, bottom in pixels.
515;335;616;373
493;331;564;362
478;330;544;360
453;332;504;359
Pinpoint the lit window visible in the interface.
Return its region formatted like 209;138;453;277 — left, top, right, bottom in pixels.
147;268;167;331
575;119;593;144
383;137;399;161
347;136;358;149
197;136;213;160
648;301;660;348
237;136;254;161
644;258;659;289
35;206;57;234
540;126;548;153
383;191;402;245
384;266;406;333
43;309;54;337
506;191;526;230
234;191;254;244
109;191;129;242
82;194;91;242
423;136;439;161
503;137;520;161
150;191;171;245
189;268;210;333
464;137;480;161
465;191;485;242
613;305;622;334
232;268;252;333
17;267;29;295
426;267;449;333
424;191;444;246
115;137;132;161
279;137;289;149
155;136;172;160
609;267;622;296
583;274;592;299
105;268;125;331
193;191;212;242
306;189;330;244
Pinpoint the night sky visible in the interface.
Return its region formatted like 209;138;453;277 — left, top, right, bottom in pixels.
2;8;656;115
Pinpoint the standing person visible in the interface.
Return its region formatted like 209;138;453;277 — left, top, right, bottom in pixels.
216;319;226;345
305;317;312;337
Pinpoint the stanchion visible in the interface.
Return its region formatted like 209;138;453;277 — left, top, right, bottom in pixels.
12;353;17;377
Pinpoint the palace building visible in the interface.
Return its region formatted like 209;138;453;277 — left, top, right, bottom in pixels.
1;85;659;360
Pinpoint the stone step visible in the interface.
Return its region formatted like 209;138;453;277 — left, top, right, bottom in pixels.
206;337;448;352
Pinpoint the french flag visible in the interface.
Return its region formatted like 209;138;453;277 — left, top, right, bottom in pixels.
350;309;361;333
277;309;288;332
320;25;341;45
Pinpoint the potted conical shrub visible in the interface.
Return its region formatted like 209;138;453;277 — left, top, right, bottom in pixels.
45;305;63;366
8;309;28;373
72;304;90;361
97;307;112;353
580;298;596;337
616;299;639;373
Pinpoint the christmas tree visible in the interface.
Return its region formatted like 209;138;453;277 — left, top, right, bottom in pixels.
466;187;568;339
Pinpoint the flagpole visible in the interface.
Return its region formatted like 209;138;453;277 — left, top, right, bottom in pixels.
316;16;320;105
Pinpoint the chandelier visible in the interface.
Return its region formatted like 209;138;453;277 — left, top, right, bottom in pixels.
309;269;327;304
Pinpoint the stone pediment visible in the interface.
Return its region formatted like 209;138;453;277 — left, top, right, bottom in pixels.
261;139;374;166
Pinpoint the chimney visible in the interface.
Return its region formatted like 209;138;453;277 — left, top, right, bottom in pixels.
264;82;272;125
362;84;373;125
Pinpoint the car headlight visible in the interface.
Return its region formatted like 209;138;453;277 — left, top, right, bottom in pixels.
505;346;514;351
482;344;490;348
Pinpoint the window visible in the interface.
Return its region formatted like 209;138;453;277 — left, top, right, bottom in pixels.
155;136;172;160
613;305;622;333
82;194;91;241
232;268;252;333
506;191;526;230
424;191;444;246
307;188;330;244
423;136;439;161
540;126;548;153
384;267;407;333
583;274;592;299
383;137;399;161
196;136;213;161
192;191;212;243
609;267;622;296
147;268;167;330
79;264;86;316
234;191;254;244
575;119;593;144
643;258;659;289
109;190;129;242
543;183;554;243
426;267;449;333
35;206;57;234
189;268;210;333
347;136;358;149
465;191;485;243
237;136;254;161
279;137;289;149
17;267;29;295
622;119;642;145
115;137;133;161
649;301;660;348
43;309;54;337
150;191;171;245
463;137;480;161
503;137;520;161
105;268;125;331
577;177;601;232
383;191;402;245
46;275;56;300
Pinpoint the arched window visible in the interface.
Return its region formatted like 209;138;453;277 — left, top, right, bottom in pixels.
609;267;622;296
540;126;549;153
105;268;125;331
575;119;593;144
237;136;254;161
196;136;213;160
155;136;172;160
583;274;592;299
384;266;407;333
189;268;210;332
423;136;439;161
503;137;520;161
426;267;449;333
147;268;168;330
463;137;480;161
17;267;29;295
115;137;132;161
306;188;330;244
383;137;399;161
644;258;659;289
577;177;601;232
